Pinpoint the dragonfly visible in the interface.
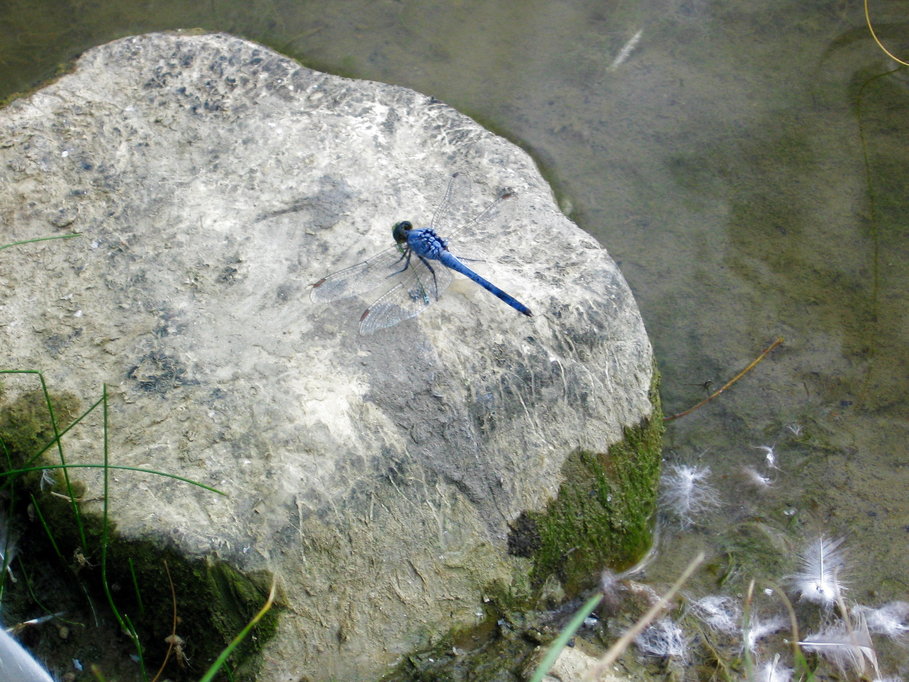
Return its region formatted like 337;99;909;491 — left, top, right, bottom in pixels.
310;173;533;335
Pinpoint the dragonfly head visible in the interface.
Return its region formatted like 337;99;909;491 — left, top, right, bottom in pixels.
392;221;413;245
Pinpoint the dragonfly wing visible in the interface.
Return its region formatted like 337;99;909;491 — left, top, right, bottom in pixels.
432;172;516;247
430;172;472;236
310;246;406;302
359;258;454;334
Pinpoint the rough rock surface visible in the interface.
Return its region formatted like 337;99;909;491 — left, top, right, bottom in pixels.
0;32;655;680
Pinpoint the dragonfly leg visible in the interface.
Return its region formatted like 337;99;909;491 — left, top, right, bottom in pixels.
386;249;412;278
416;254;442;295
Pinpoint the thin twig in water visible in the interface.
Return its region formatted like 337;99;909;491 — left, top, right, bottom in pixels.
151;560;177;682
864;0;909;66
664;338;784;421
585;552;705;679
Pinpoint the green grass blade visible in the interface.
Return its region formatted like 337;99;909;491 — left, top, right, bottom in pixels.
0;375;224;495
1;464;226;495
19;394;105;468
28;494;66;565
30;493;102;627
199;580;277;682
0;369;87;548
128;558;144;616
529;592;603;682
122;613;146;679
0;233;80;252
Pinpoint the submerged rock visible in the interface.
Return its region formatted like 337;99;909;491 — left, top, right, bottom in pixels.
0;32;658;680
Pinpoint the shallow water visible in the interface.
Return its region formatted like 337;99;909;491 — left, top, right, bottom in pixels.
2;0;908;677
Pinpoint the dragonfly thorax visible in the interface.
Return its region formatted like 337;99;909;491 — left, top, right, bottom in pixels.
392;221;448;259
407;227;448;259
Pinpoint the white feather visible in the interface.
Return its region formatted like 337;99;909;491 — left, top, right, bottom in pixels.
635;618;690;660
741;465;773;489
799;613;879;677
753;654;793;682
788;536;846;607
609;30;643;71
743;614;788;653
659;464;719;528
854;601;909;640
689;594;740;635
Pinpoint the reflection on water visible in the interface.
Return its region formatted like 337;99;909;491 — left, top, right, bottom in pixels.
2;0;907;676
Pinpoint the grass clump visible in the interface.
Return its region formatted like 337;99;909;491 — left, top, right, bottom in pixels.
0;375;277;680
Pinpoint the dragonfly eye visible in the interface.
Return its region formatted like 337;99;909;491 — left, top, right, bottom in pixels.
392;221;412;244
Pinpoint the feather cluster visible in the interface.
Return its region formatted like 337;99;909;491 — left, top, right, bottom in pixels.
854;601;909;640
659;464;719;527
635;618;690;661
689;594;741;635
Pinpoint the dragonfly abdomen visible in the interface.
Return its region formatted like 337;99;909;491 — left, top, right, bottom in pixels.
440;252;532;317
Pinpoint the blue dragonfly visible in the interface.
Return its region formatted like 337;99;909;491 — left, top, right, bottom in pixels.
311;173;533;334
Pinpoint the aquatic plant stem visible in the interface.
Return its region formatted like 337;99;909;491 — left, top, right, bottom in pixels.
151;560;177;682
664;338;783;422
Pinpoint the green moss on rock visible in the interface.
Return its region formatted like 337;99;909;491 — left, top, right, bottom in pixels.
98;539;278;678
0;387;80;465
513;370;663;594
391;371;664;679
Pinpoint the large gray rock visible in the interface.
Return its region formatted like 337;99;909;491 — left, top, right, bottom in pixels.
0;32;656;680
